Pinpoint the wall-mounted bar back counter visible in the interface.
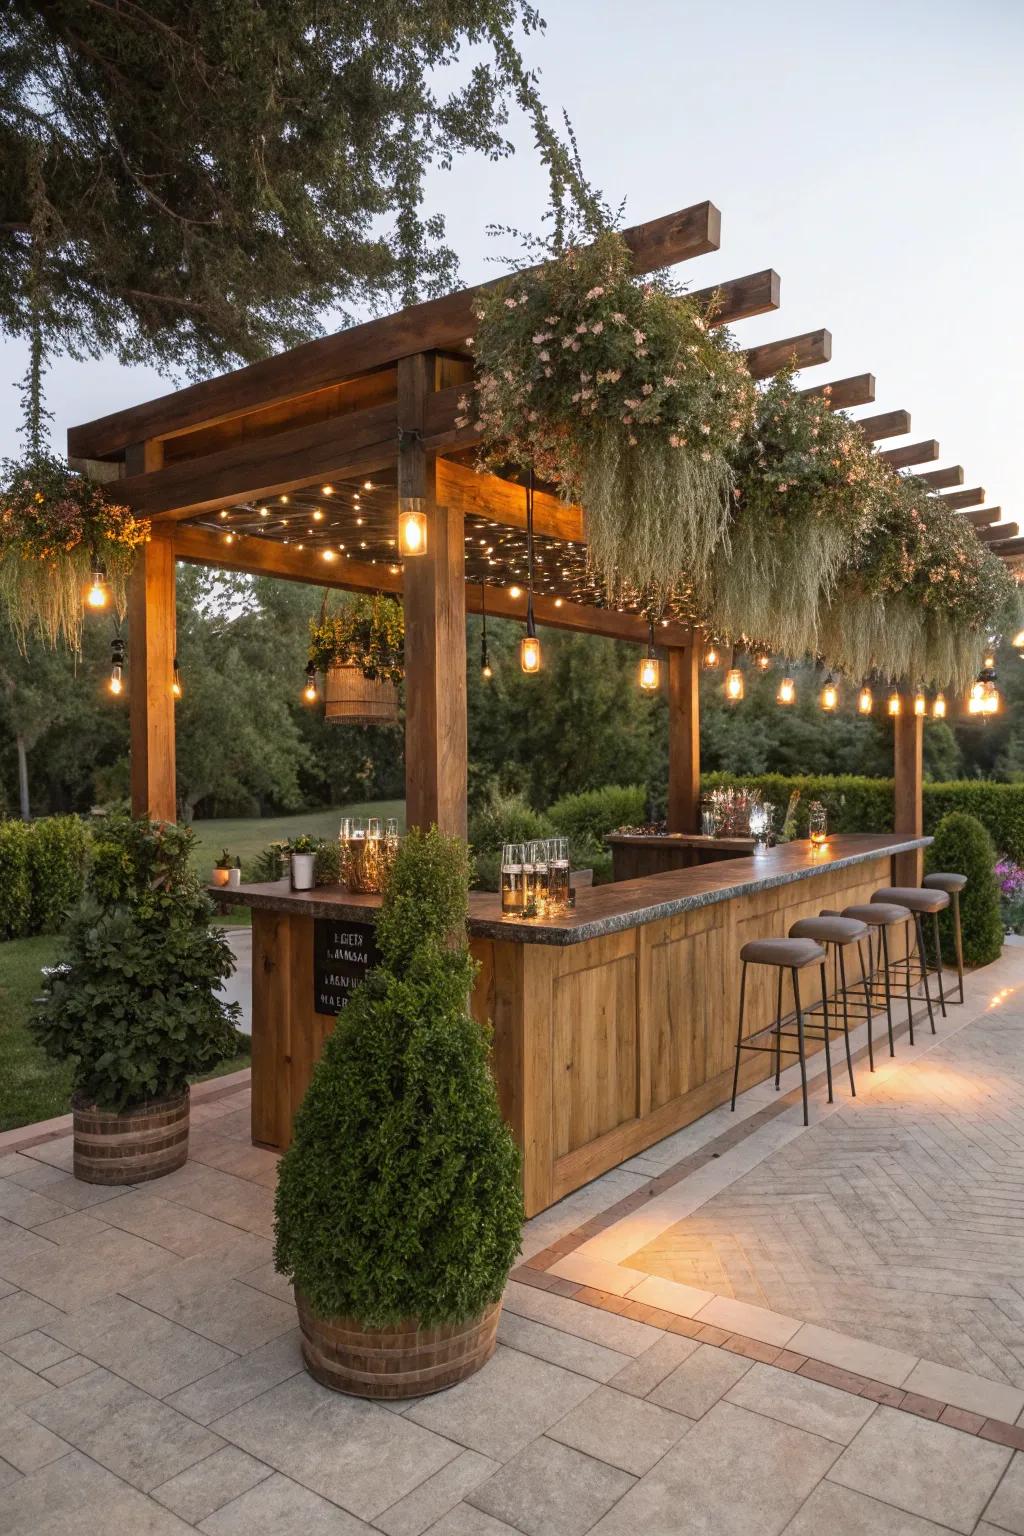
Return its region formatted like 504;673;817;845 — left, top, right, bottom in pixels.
216;833;928;1217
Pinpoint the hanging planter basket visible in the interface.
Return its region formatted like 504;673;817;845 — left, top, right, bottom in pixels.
325;663;400;725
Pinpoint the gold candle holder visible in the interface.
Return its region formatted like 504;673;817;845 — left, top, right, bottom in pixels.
341;835;397;894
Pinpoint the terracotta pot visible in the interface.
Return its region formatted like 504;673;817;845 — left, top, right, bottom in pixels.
72;1088;189;1185
295;1291;501;1400
210;867;231;887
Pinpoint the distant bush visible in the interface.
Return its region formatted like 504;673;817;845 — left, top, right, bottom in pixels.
0;820;31;939
468;787;553;890
547;784;646;853
26;816;90;933
925;812;1003;967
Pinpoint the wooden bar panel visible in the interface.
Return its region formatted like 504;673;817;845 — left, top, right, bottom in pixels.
250;909;293;1149
128;535;177;821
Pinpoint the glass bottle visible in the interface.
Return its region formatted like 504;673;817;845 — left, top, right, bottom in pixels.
808;801;828;847
501;843;526;916
547;837;571;912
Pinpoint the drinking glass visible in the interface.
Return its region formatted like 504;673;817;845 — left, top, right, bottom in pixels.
385;818;399;841
547;836;570;912
528;839;549;912
501;842;526;916
808;801;828;847
367;817;382;840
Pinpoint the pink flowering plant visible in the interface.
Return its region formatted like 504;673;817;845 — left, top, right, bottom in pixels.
0;452;149;653
464;229;755;597
995;859;1024;933
709;373;886;657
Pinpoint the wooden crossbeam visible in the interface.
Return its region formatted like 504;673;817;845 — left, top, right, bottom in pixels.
69;201;723;459
916;466;964;490
991;536;1024;558
167;523;690;644
940;487;985;511
978;522;1018;545
961;506;1000;528
744;329;831;381
436;459;582;542
878;439;940;469
800;374;875;410
693;269;780;325
857;410;911;443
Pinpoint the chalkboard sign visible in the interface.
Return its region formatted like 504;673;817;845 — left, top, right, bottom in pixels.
313;917;380;1015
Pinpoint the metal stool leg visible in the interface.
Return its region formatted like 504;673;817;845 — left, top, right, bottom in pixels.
952;892;965;1004
773;966;784;1089
858;936;875;1071
792;968;809;1127
838;946;856;1096
931;911;947;1018
914;914;936;1034
819;962;834;1104
730;962;748;1111
879;925;897;1055
902;920;916;1044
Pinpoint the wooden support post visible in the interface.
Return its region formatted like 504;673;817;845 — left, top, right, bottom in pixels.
667;644;701;833
893;706;923;886
128;534;177;822
398;353;468;837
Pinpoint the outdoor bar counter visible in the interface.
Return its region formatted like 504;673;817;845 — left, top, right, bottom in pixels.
218;832;928;1216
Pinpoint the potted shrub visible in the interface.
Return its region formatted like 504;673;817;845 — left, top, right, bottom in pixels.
925;811;1003;967
274;827;523;1399
211;848;233;888
288;835;318;891
32;816;242;1184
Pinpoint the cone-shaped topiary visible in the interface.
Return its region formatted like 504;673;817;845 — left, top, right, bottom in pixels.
925;811;1003;968
274;827;523;1328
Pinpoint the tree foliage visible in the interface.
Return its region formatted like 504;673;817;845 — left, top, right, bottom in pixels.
0;0;551;374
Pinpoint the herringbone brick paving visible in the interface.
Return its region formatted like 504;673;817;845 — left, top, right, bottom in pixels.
628;1005;1024;1387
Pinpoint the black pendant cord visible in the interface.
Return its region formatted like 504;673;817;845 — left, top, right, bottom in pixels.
480;581;490;670
526;469;537;638
647;616;656;659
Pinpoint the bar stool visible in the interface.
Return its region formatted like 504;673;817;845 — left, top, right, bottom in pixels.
730;936;827;1128
790;915;869;1086
872;886;949;1030
923;872;967;1004
840;902;914;1053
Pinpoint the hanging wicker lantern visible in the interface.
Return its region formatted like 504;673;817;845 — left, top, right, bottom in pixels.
324;663;399;725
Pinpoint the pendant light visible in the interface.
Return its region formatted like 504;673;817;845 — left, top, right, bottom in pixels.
480;583;493;679
777;676;796;705
302;661;318;703
913;686;927;717
108;633;125;697
1013;629;1024;650
85;565;110;610
932;691;947;719
520;471;541;674
969;650;1000;715
857;682;873;715
754;648;772;672
398;495;427;557
887;688;901;716
724;649;744;702
703;639;721;669
820;673;838;712
171;657;183;700
638;618;660;692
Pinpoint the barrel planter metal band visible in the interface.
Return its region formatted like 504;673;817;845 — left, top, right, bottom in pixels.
72;1088;189;1185
295;1292;501;1400
324;663;399;725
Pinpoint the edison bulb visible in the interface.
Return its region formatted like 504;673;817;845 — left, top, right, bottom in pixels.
725;667;744;701
777;677;796;705
520;634;542;673
857;686;873;715
639;655;660;692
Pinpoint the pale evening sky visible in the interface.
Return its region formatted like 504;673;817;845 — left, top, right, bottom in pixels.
1;0;1021;530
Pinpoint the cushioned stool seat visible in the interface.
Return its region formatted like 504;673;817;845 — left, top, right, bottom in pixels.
923;872;967;894
843;902;911;926
924;872;967;1003
872;886;950;914
790;916;867;945
740;937;825;968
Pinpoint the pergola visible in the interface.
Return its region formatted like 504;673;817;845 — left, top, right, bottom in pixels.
68;199;1016;879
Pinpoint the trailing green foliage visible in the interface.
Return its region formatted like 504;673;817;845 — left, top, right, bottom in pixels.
701;773;1024;864
308;594;404;684
32;816;241;1112
0;819;31;939
25;815;88;933
925;813;1003;967
274;828;523;1327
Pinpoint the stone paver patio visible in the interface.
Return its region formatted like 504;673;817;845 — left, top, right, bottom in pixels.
2;945;1024;1533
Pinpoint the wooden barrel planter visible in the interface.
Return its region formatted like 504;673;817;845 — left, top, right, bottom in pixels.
72;1088;189;1185
295;1292;501;1400
325;663;399;725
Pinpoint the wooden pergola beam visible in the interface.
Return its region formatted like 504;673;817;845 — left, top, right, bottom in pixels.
978;522;1019;545
694;269;780;325
960;506;1000;528
878;439;940;469
69;201;723;460
744;329;831;381
856;409;911;443
940;487;985;511
168;522;691;645
800;374;875;409
990;535;1024;557
917;466;964;490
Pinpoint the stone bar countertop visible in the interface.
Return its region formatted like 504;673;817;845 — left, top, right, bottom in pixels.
213;833;929;948
605;831;758;852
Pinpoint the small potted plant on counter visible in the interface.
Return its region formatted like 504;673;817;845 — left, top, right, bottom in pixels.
211;848;233;888
274;827;523;1399
288;835;318;891
32;816;242;1184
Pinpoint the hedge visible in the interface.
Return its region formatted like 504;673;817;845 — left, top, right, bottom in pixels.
924;813;1003;968
0;815;91;941
701;774;1024;864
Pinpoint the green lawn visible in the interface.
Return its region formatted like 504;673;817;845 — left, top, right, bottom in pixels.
0;934;251;1134
188;800;405;875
